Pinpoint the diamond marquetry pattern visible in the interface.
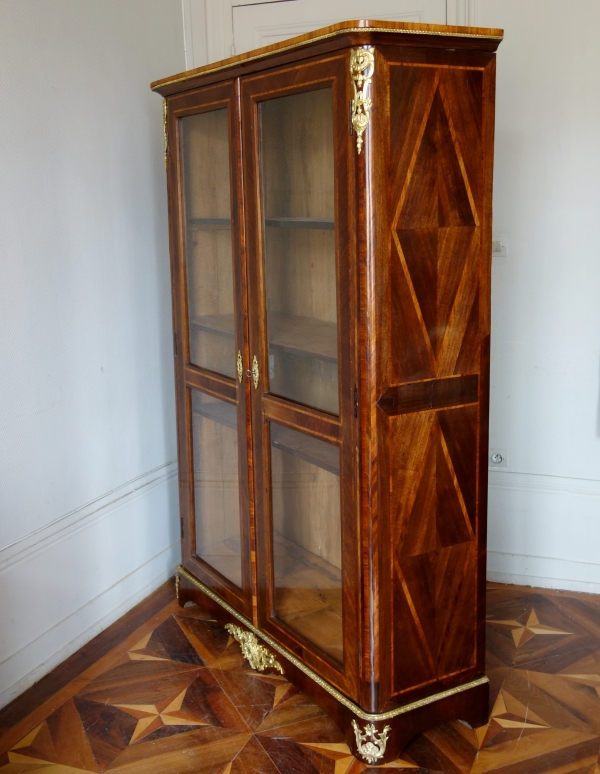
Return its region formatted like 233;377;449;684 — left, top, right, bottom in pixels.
390;66;483;382
390;405;478;695
385;63;485;698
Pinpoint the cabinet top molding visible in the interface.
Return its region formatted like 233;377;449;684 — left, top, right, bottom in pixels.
151;18;503;96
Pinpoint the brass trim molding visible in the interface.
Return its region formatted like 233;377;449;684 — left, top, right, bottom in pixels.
152;25;503;91
163;99;168;170
176;566;489;722
350;47;374;154
225;623;284;674
236;351;244;383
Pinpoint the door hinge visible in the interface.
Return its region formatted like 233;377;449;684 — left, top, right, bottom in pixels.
354;385;358;418
163;99;169;171
180;516;184;539
173;331;178;357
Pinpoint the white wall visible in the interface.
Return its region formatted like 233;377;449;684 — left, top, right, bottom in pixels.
478;0;600;592
0;1;185;707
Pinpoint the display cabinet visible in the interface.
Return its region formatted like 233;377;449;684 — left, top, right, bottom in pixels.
151;19;502;765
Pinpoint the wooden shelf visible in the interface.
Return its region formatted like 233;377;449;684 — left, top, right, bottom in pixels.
194;398;338;473
269;314;337;363
190;313;235;338
188;217;231;228
190;313;337;363
188;216;334;230
271;424;339;476
193;399;237;431
265;216;334;230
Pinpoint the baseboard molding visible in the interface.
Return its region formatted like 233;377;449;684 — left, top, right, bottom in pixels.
488;470;600;593
0;544;179;709
488;551;600;595
0;462;181;709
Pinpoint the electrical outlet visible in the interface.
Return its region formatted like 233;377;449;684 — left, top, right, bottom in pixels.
489;448;508;470
492;237;508;257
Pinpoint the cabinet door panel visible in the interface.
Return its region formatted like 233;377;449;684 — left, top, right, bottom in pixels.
168;82;252;616
182;109;235;378
242;56;359;698
261;88;339;415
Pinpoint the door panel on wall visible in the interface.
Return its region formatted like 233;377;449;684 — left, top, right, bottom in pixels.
233;0;446;54
241;54;359;697
169;81;253;616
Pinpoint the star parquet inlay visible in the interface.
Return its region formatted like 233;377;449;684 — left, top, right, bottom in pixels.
2;583;600;773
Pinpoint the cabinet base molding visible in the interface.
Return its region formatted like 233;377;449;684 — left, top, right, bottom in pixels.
176;567;489;763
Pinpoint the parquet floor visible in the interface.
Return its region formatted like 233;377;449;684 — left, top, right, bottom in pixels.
2;581;600;773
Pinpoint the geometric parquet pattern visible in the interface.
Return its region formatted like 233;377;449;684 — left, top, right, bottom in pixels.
2;583;600;773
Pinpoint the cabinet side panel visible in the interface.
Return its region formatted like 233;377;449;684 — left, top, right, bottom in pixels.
380;57;491;703
388;405;478;696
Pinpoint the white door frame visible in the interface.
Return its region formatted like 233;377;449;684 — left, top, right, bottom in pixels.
182;0;478;73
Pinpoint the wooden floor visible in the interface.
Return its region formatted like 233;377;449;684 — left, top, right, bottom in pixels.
2;580;600;773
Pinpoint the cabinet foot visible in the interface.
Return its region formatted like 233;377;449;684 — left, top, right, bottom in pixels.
345;680;489;763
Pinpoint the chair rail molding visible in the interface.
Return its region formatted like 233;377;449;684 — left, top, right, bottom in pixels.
0;461;178;571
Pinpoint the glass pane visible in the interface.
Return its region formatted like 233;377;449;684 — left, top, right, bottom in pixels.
192;389;241;587
270;423;342;662
261;89;339;414
183;110;235;378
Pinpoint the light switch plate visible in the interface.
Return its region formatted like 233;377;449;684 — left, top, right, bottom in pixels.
492;237;508;257
489;448;508;469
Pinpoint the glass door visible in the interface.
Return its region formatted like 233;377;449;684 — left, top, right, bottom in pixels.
242;55;360;698
168;81;252;617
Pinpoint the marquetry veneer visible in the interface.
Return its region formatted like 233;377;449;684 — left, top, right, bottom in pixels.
151;19;503;765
